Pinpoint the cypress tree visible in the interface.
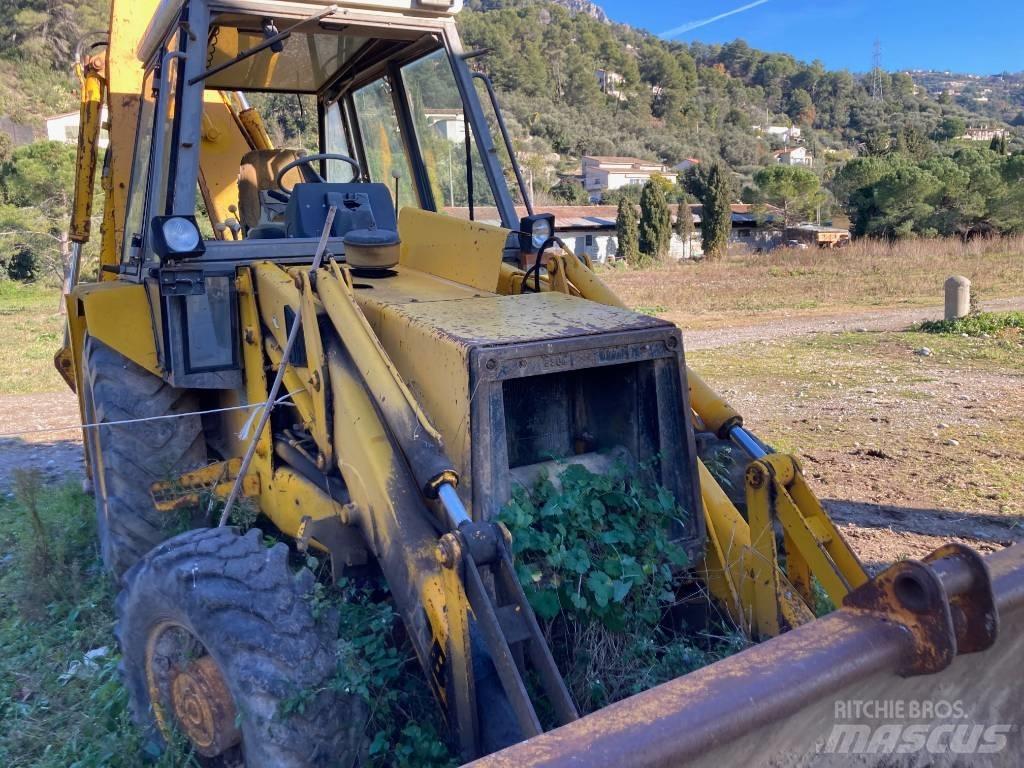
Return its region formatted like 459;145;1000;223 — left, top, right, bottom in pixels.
674;194;694;259
638;180;671;260
616;197;640;265
701;163;732;260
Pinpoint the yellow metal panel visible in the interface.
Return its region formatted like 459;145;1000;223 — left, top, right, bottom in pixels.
365;290;662;347
398;208;508;293
76;281;160;375
553;249;626;308
366;290;473;482
238;107;273;151
260;467;345;539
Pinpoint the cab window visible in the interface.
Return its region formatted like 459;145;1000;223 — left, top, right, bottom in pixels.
400;49;498;213
351;77;416;206
121;67;158;269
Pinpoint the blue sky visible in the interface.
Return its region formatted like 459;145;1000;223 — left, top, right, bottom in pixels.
597;0;1024;74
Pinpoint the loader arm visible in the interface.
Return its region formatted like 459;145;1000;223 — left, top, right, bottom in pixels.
244;259;578;760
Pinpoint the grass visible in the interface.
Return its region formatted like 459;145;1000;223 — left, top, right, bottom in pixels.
602;235;1024;328
0;281;66;395
0;471;456;768
0;472;189;768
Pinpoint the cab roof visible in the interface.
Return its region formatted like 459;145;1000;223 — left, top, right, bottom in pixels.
138;0;462;64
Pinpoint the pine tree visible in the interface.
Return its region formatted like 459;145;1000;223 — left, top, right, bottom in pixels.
701;163;732;260
673;194;694;259
638;180;671;261
615;198;640;266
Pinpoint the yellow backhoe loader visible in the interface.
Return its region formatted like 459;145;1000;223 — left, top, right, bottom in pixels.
56;0;1023;765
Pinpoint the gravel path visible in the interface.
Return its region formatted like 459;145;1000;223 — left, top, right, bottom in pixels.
683;296;1024;350
0;392;84;491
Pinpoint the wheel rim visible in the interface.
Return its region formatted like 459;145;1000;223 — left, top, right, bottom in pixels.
146;622;242;758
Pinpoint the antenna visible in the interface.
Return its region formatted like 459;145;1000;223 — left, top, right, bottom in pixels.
871;40;884;102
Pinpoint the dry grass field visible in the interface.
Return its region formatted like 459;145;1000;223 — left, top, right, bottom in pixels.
602;236;1024;328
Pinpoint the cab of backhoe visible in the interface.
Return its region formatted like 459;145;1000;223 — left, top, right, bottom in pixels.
120;0;532;386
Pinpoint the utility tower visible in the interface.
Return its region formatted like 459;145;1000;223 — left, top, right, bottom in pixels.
871;40;884;102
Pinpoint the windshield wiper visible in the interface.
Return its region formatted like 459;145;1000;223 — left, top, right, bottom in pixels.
188;4;338;86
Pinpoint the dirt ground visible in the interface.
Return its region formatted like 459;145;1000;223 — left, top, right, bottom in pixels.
688;326;1023;572
683;295;1024;350
0;392;84;492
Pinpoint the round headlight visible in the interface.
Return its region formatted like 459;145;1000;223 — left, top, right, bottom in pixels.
162;217;201;253
531;218;552;251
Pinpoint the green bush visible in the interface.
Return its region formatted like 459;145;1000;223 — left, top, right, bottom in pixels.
314;577;457;768
916;311;1024;336
499;462;746;713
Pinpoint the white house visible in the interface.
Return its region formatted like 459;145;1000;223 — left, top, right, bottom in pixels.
581;156;677;199
961;126;1007;142
443;202;782;264
422;109;465;143
46;108;110;149
755;125;802;145
595;68;627;101
774;146;813;167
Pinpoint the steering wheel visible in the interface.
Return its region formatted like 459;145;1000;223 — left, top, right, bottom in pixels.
275;152;362;195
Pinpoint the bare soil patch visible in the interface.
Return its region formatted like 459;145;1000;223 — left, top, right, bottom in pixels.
0;392;83;490
690;328;1023;569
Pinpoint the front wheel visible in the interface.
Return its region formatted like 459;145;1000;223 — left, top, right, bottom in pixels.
116;527;367;767
83;335;207;579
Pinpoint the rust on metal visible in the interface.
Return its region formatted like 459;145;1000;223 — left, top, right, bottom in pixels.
466;544;1024;768
170;655;241;757
843;558;957;675
924;543;998;654
149;458;259;512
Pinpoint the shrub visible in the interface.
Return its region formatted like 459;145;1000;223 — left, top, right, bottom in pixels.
916;311;1024;337
499;462;745;713
615;198;640;265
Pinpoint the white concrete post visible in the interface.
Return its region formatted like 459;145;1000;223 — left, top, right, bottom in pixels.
944;275;971;321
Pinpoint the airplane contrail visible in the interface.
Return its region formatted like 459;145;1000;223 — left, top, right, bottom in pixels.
660;0;772;37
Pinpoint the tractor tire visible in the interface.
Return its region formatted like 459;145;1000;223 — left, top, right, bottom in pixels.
82;336;207;580
116;526;366;767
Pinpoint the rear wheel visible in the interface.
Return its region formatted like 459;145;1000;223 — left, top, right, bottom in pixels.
116;527;366;767
83;336;207;579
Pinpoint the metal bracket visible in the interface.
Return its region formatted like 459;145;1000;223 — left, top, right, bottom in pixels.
436;522;578;758
924;543;998;654
150;458;259;512
843;543;997;676
159;269;206;296
297;514;368;580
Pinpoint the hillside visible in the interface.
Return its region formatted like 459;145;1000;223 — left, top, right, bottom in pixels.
907;69;1024;126
1;0;1021;241
461;0;1018;182
1;0;1015;161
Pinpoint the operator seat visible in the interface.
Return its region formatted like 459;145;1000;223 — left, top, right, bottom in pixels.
237;149;319;239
